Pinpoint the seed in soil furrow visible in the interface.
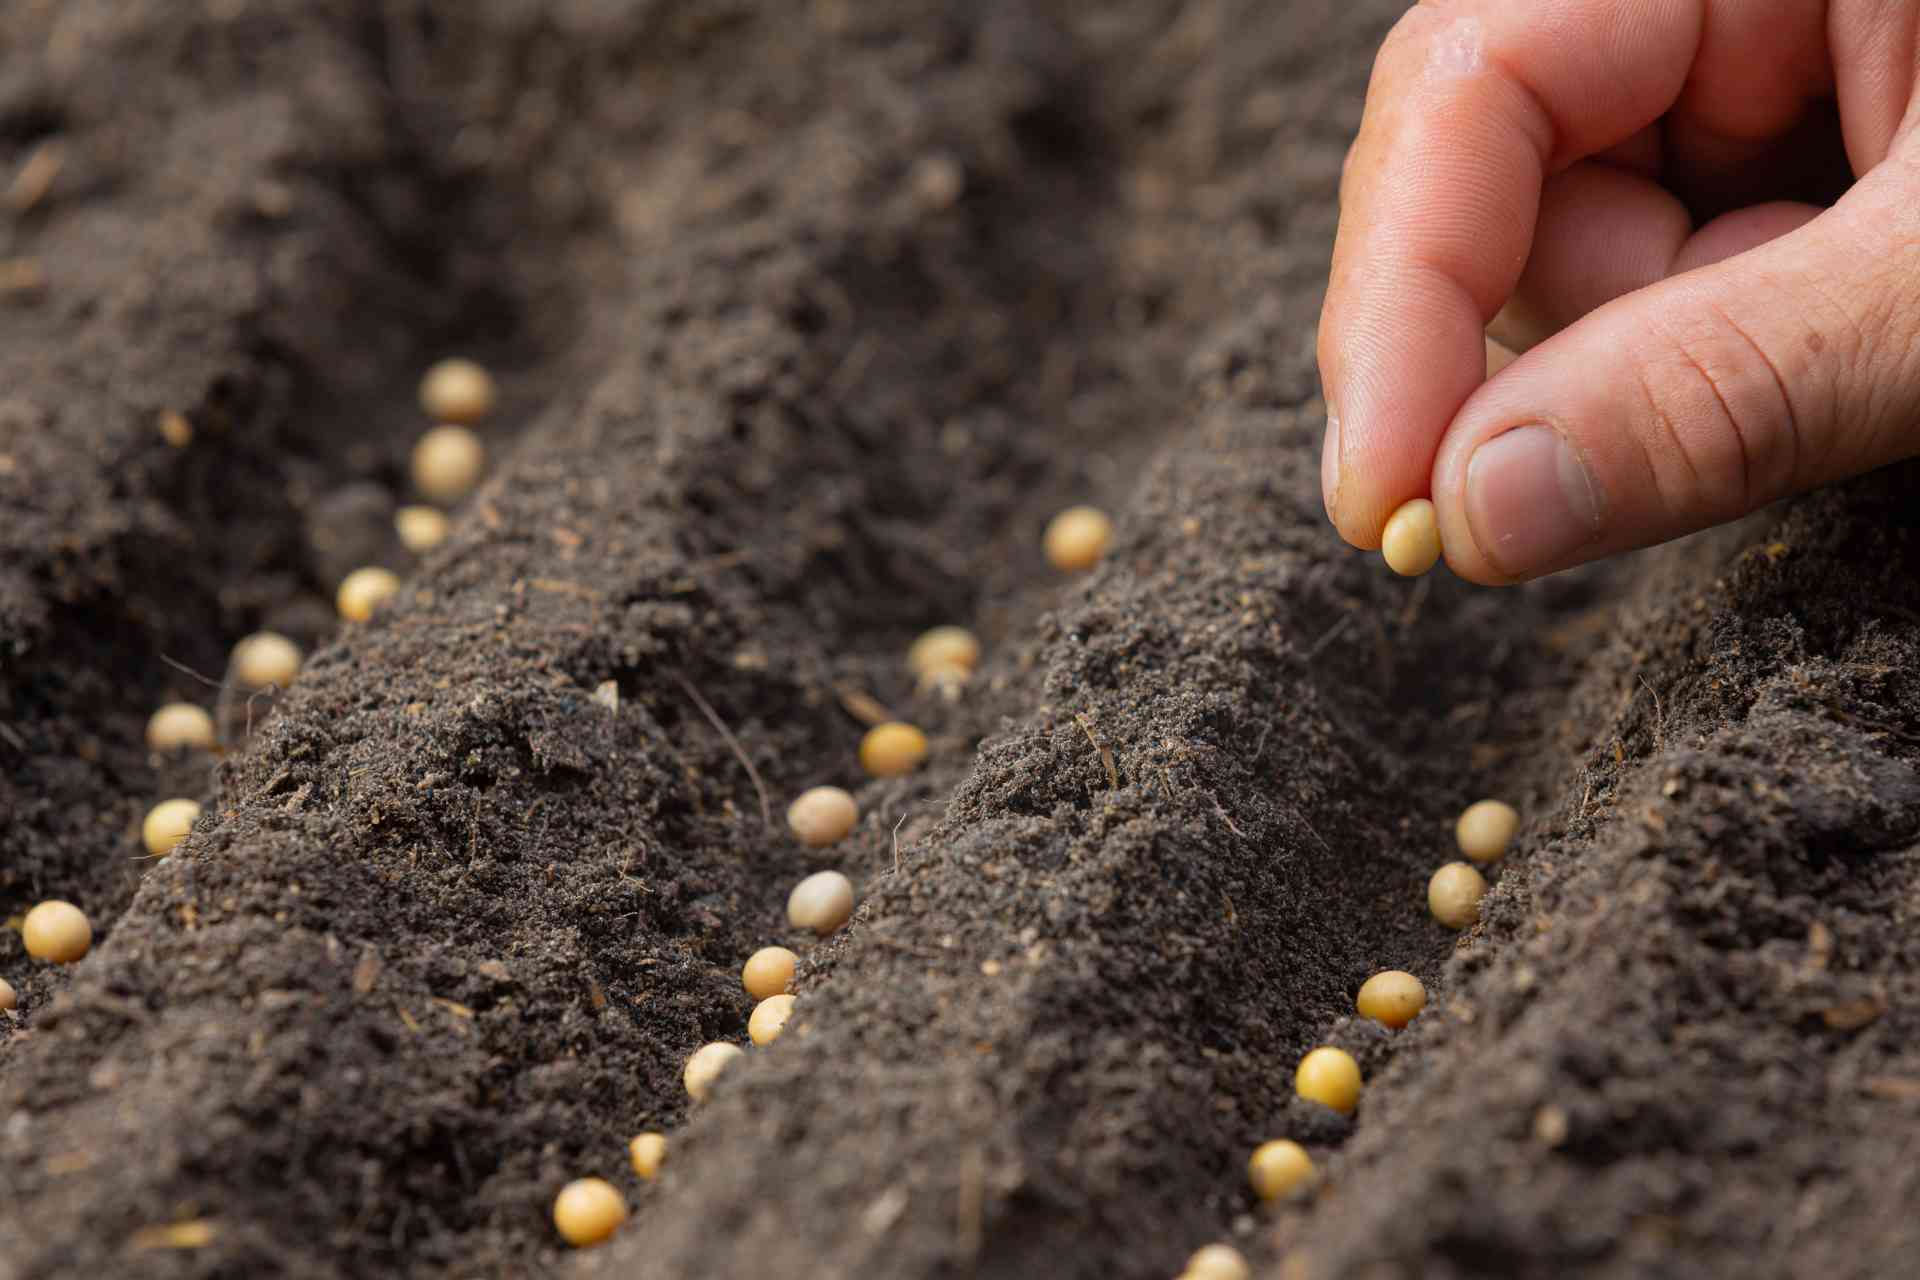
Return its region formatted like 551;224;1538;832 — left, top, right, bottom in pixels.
22;901;92;964
230;632;302;690
749;993;798;1046
1182;1243;1251;1280
411;425;488;504
1248;1138;1316;1201
1455;799;1519;863
743;946;799;1000
788;871;855;935
141;798;200;857
418;358;496;426
552;1177;626;1248
1355;970;1426;1029
859;722;928;777
145;703;215;752
336;567;401;623
1296;1046;1363;1114
394;505;450;553
787;786;858;847
1043;504;1113;573
684;1042;746;1103
1428;862;1487;930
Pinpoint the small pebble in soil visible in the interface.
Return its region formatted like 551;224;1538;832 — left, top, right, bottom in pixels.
411;424;487;503
1248;1138;1315;1201
418;358;496;425
142;798;201;856
629;1132;667;1182
748;993;797;1046
1043;504;1113;572
742;946;798;1000
1428;861;1487;930
394;505;450;553
551;1177;626;1247
1295;1046;1362;1114
684;1042;745;1102
1456;798;1519;862
1381;498;1441;576
22;901;91;964
0;977;16;1011
1355;970;1426;1029
907;625;981;677
146;702;215;752
859;722;928;778
787;785;858;847
1183;1243;1250;1280
231;631;302;690
787;870;855;935
336;566;401;623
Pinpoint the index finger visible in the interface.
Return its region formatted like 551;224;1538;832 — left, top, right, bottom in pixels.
1317;0;1701;548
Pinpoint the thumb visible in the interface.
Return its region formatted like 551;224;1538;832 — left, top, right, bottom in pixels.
1430;153;1920;584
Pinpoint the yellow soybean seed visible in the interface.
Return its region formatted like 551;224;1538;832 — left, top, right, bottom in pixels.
1428;862;1487;930
1456;799;1520;863
232;632;302;690
0;977;16;1010
142;798;201;857
684;1041;745;1102
859;722;927;778
146;702;215;752
1185;1243;1251;1280
1295;1046;1362;1114
748;993;797;1046
1381;498;1441;576
394;505;450;553
1248;1139;1315;1201
22;901;91;964
336;567;401;623
629;1132;667;1181
410;425;487;503
787;786;858;848
907;626;981;677
742;946;798;1000
419;358;496;425
787;870;855;936
551;1177;626;1247
1355;970;1426;1029
1043;505;1113;573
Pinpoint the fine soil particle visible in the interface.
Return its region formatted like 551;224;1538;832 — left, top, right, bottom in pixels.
2;3;1917;1279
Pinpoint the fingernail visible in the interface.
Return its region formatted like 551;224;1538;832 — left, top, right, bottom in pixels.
1465;426;1602;575
1321;410;1343;516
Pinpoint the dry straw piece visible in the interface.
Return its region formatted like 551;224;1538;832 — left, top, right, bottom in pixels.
629;1132;667;1182
394;505;450;553
551;1177;626;1248
748;993;797;1046
787;786;858;848
418;358;496;425
742;946;798;1000
787;870;855;936
859;722;928;778
1295;1046;1362;1114
231;632;302;690
1248;1139;1315;1201
336;566;401;623
683;1041;745;1102
142;798;201;857
410;425;487;504
1043;505;1113;572
22;901;91;965
146;703;215;752
1428;861;1488;930
1381;498;1442;576
1456;798;1520;863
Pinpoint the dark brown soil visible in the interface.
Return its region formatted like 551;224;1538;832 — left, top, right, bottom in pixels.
3;3;1917;1279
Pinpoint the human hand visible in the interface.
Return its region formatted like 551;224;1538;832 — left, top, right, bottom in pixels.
1318;0;1920;582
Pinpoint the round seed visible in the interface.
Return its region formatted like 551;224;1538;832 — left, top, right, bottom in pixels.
22;901;91;965
742;946;798;1001
410;425;487;504
146;703;215;752
419;358;496;425
1043;505;1113;573
231;631;302;690
748;993;797;1046
907;625;981;677
684;1041;745;1103
1355;970;1426;1029
1381;498;1442;576
551;1177;626;1248
0;977;16;1011
859;722;927;778
1428;861;1488;930
1248;1139;1315;1201
787;786;858;848
1456;799;1519;863
336;566;401;623
629;1132;666;1182
394;505;450;553
1185;1243;1251;1280
1295;1046;1362;1114
787;870;855;936
142;798;201;857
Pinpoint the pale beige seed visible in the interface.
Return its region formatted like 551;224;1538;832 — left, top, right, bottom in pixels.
419;358;496;425
410;425;487;503
394;505;450;553
142;798;201;857
1456;799;1520;863
684;1041;745;1102
859;722;927;778
787;870;855;936
1185;1243;1251;1280
629;1132;667;1182
551;1177;626;1247
748;993;797;1046
742;946;798;1000
231;631;301;690
22;901;91;965
1429;861;1488;930
1295;1046;1362;1114
1355;970;1426;1030
916;660;971;701
1248;1139;1315;1201
146;702;215;752
1381;498;1442;576
907;625;981;677
1043;505;1113;573
787;786;858;848
0;977;16;1011
336;566;401;623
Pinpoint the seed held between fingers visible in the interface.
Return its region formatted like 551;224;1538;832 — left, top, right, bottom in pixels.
1381;498;1441;576
142;798;201;857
